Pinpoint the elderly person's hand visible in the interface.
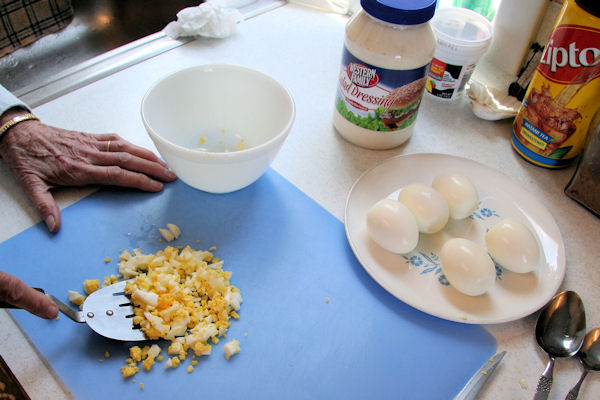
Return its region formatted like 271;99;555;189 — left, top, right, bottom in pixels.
0;270;58;319
0;107;177;232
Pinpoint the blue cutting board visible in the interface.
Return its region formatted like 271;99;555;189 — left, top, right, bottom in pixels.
2;169;496;399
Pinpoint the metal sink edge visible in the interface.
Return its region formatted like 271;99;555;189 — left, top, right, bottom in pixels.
15;0;287;108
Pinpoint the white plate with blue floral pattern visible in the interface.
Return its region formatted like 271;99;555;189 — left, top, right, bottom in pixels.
344;153;566;324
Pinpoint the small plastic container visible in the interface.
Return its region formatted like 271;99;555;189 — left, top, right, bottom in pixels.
425;7;493;101
333;0;437;150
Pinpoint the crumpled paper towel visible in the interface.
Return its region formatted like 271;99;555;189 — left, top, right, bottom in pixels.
163;0;243;39
466;80;521;121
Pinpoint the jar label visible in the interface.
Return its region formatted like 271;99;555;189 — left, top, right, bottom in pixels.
335;47;428;132
426;58;475;100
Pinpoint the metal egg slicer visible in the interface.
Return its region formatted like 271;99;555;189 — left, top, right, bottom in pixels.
1;280;146;341
50;280;146;341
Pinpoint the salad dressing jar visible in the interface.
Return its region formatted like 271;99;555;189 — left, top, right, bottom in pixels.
333;0;437;149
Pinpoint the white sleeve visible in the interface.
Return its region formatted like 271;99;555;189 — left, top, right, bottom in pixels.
0;85;30;115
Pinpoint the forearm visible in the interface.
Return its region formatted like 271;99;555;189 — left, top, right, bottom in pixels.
0;85;31;145
0;85;29;117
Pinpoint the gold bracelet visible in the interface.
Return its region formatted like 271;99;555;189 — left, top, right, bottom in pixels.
0;113;40;138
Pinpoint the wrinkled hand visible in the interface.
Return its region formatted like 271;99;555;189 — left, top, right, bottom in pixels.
0;270;58;319
0;109;177;232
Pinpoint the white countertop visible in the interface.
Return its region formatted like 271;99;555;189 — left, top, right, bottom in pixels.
1;4;599;399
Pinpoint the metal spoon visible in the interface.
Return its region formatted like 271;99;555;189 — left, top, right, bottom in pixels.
533;291;586;400
565;327;600;400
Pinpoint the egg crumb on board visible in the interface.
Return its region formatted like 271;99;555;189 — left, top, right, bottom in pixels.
105;352;110;358
69;278;110;308
104;257;111;263
129;346;143;362
158;223;181;242
141;345;161;371
187;365;194;373
114;244;241;377
120;363;139;378
68;290;86;306
83;279;99;295
140;383;144;390
165;357;180;369
101;274;119;288
224;339;241;360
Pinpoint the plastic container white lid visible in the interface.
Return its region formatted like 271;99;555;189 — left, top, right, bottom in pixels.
432;7;493;60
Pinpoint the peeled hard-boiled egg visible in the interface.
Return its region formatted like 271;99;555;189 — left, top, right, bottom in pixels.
440;238;496;296
366;199;419;254
397;184;449;234
432;173;479;219
485;219;540;273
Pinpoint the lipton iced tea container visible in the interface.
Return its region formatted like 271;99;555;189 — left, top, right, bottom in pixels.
512;0;600;168
333;0;437;149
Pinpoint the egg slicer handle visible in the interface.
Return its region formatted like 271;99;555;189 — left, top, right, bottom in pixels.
47;294;86;323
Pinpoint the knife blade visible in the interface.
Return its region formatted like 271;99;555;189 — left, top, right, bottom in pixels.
454;351;506;400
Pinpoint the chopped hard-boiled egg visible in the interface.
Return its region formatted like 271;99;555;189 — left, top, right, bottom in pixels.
83;279;100;295
165;356;181;369
131;289;159;308
121;363;139;378
101;274;118;288
115;244;241;378
74;225;242;379
129;346;143;362
158;223;182;242
224;339;240;360
68;290;86;306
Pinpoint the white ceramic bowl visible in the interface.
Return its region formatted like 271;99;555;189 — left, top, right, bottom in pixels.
141;64;295;193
